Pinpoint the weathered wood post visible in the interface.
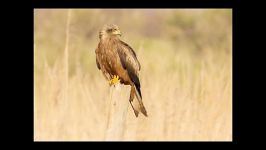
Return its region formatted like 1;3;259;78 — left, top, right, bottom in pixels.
105;83;130;141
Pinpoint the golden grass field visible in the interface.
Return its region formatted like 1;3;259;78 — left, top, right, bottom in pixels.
34;9;232;141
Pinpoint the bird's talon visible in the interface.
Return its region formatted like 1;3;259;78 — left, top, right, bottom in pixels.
109;75;120;86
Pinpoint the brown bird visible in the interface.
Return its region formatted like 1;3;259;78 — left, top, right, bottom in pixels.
95;24;147;117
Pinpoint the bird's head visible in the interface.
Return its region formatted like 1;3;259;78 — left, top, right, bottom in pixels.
99;24;122;39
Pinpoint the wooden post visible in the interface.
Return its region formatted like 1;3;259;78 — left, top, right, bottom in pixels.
105;83;130;141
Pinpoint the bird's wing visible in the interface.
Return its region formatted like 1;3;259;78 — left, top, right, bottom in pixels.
117;40;141;71
117;40;142;98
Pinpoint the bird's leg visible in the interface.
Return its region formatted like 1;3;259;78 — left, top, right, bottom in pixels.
109;75;120;86
129;86;139;117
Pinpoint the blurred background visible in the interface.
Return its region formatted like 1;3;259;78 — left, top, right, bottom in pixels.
34;9;232;141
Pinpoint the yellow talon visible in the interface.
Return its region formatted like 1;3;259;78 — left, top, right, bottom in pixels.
109;75;120;85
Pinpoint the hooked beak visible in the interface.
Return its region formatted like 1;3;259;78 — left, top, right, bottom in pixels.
112;30;122;36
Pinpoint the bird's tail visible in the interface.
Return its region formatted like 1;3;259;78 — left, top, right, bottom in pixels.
133;84;148;117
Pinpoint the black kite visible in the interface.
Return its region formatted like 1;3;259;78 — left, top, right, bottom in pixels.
95;24;147;117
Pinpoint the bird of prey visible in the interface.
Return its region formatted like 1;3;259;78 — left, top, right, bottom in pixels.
95;24;147;117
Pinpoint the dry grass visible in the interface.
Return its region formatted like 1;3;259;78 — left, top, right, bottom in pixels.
34;9;232;141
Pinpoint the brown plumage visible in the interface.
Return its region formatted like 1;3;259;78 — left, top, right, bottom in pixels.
95;24;147;117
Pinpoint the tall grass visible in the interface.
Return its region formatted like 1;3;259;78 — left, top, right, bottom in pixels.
34;9;232;141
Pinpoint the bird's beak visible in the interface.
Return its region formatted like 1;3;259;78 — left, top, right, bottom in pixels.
113;30;122;36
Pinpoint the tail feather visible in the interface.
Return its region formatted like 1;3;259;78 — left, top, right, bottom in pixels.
133;85;147;117
127;69;147;117
129;87;139;117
